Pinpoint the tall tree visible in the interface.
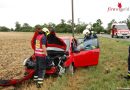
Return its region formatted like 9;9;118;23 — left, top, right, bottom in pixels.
75;23;87;33
15;21;21;31
96;19;102;26
92;19;105;34
55;19;72;33
21;23;33;32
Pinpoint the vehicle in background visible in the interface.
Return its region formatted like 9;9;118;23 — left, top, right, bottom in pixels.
111;23;130;38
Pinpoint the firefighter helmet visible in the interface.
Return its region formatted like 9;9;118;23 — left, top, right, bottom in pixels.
42;28;50;35
83;29;90;35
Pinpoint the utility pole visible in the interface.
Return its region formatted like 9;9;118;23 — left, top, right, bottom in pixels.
78;18;80;24
71;0;74;37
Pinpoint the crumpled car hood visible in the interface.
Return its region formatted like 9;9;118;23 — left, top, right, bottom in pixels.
47;33;66;51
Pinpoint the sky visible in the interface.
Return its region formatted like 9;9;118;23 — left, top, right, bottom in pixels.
0;0;129;29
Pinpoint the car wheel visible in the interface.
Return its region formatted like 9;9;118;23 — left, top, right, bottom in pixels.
66;63;75;75
122;36;124;38
116;34;119;38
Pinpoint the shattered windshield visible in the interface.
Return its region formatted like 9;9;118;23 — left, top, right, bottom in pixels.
115;25;129;30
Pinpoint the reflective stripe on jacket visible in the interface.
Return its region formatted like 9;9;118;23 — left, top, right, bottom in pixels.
35;34;46;57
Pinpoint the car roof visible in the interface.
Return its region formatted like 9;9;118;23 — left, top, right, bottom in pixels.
112;23;127;26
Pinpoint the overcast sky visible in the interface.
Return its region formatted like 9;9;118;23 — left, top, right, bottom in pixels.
0;0;129;28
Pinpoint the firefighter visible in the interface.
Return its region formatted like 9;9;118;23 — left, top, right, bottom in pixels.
46;26;56;68
33;26;50;85
83;29;91;41
91;31;97;38
124;46;130;79
76;29;91;50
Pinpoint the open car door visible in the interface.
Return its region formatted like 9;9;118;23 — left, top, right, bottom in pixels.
73;37;100;67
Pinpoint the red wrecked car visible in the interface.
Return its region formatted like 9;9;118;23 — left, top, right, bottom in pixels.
0;33;100;86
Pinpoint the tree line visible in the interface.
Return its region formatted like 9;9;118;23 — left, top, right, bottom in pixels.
0;19;105;34
0;15;130;34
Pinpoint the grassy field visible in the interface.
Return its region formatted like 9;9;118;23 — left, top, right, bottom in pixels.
0;32;130;90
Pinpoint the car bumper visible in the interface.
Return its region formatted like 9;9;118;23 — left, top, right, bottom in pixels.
117;34;130;37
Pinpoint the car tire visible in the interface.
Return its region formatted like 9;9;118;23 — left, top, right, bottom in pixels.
121;36;124;39
116;34;119;38
65;63;75;75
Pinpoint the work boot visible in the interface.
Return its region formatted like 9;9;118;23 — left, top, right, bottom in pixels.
33;76;38;81
37;78;43;85
36;78;43;88
124;74;130;80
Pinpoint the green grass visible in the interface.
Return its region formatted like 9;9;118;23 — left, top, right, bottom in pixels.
48;37;130;90
20;36;130;90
